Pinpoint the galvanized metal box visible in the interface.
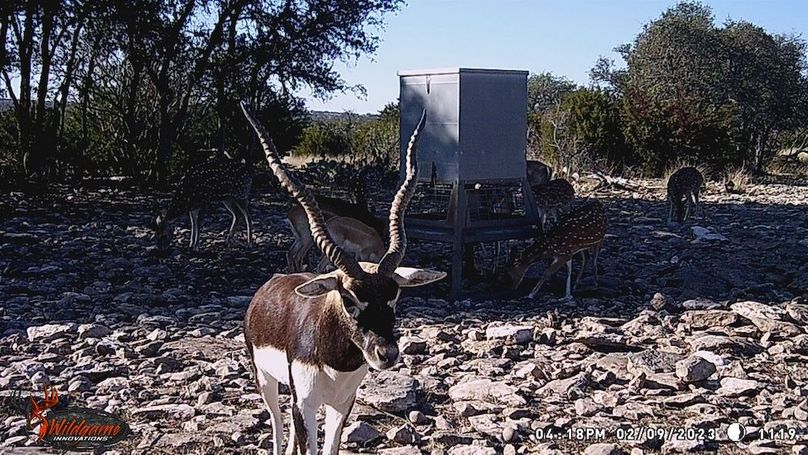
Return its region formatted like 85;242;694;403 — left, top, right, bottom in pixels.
399;68;528;183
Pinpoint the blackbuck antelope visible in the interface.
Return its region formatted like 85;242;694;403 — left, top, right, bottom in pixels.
241;103;445;455
532;178;576;231
286;204;385;273
151;156;252;251
508;199;607;299
667;166;705;223
527;160;553;187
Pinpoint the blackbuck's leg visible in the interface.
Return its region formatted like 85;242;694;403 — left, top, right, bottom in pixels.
189;209;201;250
290;363;320;455
223;200;239;247
528;255;570;299
323;396;356;455
285;407;298;455
234;199;252;247
256;370;284;455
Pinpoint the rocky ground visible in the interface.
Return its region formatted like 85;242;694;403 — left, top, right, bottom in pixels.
0;174;807;455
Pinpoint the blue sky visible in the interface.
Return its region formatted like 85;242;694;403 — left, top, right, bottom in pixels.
298;0;808;114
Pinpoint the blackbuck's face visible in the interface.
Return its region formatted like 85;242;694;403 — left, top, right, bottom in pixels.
342;274;401;370
294;264;445;371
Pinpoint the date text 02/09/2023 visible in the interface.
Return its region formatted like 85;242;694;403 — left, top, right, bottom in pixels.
534;426;719;442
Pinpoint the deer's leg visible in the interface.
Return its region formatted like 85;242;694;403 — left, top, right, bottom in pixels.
493;241;504;276
223;201;239;247
295;233;314;272
593;244;601;287
323;395;356;455
289;362;320;455
257;370;284;455
189;210;200;250
286;220;301;272
528;256;568;299
684;193;691;221
667;196;673;224
234;199;252;247
565;258;573;298
575;249;587;289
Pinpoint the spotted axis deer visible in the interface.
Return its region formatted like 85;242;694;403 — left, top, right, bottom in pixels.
667;166;704;223
241;103;445;455
527;160;553;187
151;156;252;251
286;204;385;273
508;199;607;299
532;178;576;230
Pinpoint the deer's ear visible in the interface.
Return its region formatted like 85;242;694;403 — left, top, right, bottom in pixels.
393;267;446;287
295;276;339;297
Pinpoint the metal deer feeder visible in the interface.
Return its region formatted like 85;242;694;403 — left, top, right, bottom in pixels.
399;68;539;299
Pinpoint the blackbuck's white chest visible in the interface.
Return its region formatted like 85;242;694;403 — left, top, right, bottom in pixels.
252;345;369;406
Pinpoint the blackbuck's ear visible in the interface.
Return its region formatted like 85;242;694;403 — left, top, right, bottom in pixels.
393;267;447;287
295;276;339;297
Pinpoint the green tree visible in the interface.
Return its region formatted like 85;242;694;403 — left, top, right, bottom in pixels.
720;21;807;170
2;0;403;186
351;101;399;166
618;2;730;172
527;72;578;113
563;88;630;165
604;1;808;173
294;120;352;159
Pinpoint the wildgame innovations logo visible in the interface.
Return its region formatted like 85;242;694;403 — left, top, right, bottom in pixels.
2;386;130;450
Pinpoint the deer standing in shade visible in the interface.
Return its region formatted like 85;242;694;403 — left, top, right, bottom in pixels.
667;166;705;223
152;156;252;251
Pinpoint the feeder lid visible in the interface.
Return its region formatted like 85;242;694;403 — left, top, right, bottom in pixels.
398;67;529;77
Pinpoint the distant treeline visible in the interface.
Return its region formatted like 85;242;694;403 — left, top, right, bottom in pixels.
527;2;808;175
0;0;402;186
295;2;808;177
2;1;807;187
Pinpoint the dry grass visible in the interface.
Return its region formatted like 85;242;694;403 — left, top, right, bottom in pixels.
722;166;751;194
